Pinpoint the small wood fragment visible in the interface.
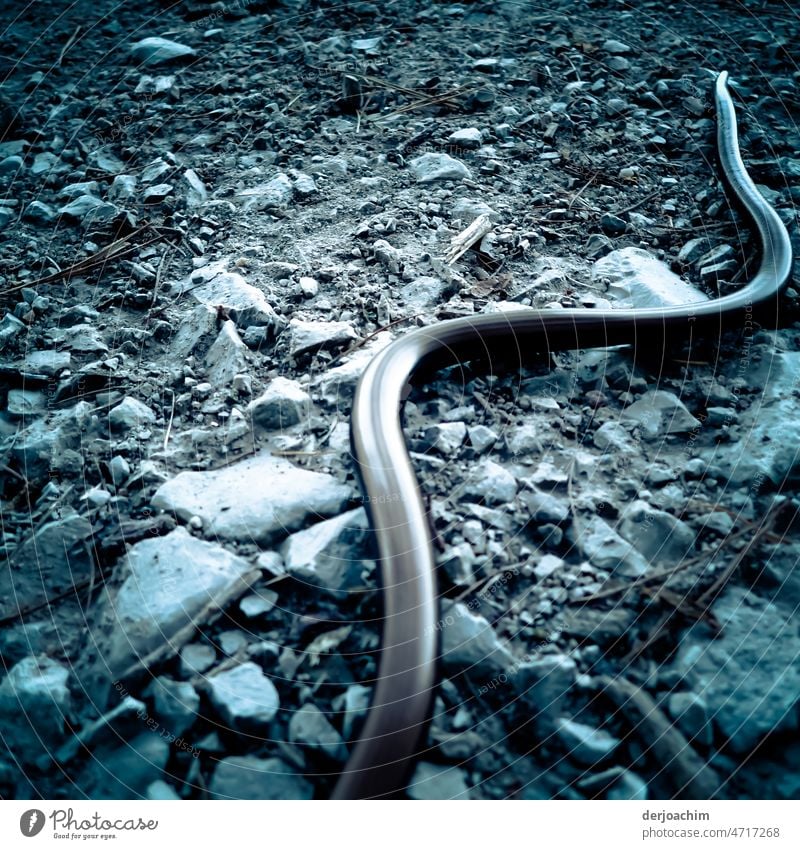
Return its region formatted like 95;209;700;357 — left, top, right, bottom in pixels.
446;213;493;264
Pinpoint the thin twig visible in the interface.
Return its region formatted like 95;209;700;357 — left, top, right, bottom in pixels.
57;25;82;66
163;390;176;453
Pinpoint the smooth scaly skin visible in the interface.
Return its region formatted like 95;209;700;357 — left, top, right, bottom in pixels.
332;72;793;799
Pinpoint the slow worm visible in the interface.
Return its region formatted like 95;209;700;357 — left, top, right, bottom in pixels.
332;72;793;799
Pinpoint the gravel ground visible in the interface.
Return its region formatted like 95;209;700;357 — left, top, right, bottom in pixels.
1;0;799;800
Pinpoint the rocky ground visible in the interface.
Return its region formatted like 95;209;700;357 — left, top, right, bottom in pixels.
1;0;799;800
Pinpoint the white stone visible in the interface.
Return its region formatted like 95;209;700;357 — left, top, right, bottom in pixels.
130;37;197;66
463;459;517;505
578;515;649;577
182;169;208;207
237;173;293;210
207;662;279;731
448;127;482;148
107;174;137;201
556;717;618;765
183;263;278;327
90;528;255;677
425;422;467;456
408;762;470;799
620;390;701;439
0;656;71;755
311;331;392;403
593;247;709;308
410;152;472;183
441;601;514;675
288;703;348;761
152;451;351;543
58;195;120;224
205;320;248;386
280;508;371;596
289;318;357;358
247;377;310;430
109;396;156;430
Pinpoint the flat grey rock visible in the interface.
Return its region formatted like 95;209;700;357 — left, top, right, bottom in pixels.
141;158;171;183
58;181;100;199
210;756;313;800
703;350;800;486
109;396;156;430
239;589;278;618
180;643;216;678
205;320;248;386
400;275;448;311
152;451;351;544
311;331;392;403
620;390;701;439
82;733;170;799
441;601;515;677
468;424;498;453
23;349;71;375
463;459;517;505
677;237;711;265
247;376;311;430
425;422;467;456
88;527;255;678
237;173;293;210
24;200;56;225
280;507;372;597
7;388;45;417
0;313;25;349
144;677;199;737
506;422;542;455
183;263;278;327
182;168;207;207
556;717;619;765
143;182;173;203
31;151;66;175
288;703;348;762
578;515;649;577
594;421;638;453
515;654;576;728
170;304;218;360
448;127;482;148
519;489;569;524
0;154;23;175
619;499;695;565
439;541;476;586
673;586;800;753
289;318;357;359
107;174;137;200
1;513;94;620
407;762;470;799
87;150;126;174
594;247;709;308
372;238;402;273
48;324;108;353
58;195;120;224
206;662;280;732
451;197;499;223
410;152;472;183
0;655;71;759
130;37;197;66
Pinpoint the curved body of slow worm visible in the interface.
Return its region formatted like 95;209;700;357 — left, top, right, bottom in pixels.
332;72;793;799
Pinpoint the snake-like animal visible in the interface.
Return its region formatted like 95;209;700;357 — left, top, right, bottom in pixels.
332;72;793;799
